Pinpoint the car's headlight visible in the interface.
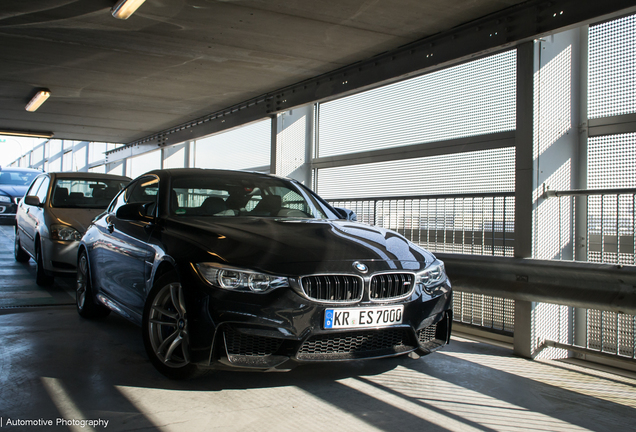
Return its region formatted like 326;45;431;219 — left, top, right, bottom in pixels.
50;224;82;241
417;261;447;292
195;263;289;293
0;195;10;203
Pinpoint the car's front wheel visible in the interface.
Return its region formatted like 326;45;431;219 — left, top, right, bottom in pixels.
142;273;198;379
76;250;110;319
35;241;54;286
14;229;29;263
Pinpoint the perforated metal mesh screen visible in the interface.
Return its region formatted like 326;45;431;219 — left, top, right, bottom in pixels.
589;14;636;118
585;310;636;358
588;133;636;189
587;133;636;265
317;147;515;199
318;50;516;157
452;292;514;333
194;119;270;171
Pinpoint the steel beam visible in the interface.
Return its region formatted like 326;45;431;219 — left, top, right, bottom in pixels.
312;131;515;170
588;113;636;137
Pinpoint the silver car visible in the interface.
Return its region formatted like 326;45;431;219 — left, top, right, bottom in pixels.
15;171;131;285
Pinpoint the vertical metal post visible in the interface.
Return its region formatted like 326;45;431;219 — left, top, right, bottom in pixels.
515;41;535;260
183;140;191;168
574;23;591;356
84;141;89;172
513;41;536;358
270;115;278;175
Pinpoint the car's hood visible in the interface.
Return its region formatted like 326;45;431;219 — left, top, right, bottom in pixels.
49;207;106;234
0;185;28;199
163;217;435;275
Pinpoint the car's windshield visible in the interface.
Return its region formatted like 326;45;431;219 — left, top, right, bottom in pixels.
52;178;128;209
171;175;339;219
0;170;39;186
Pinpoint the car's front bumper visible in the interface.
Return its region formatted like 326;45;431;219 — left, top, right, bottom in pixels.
178;267;452;370
0;202;17;222
41;238;80;273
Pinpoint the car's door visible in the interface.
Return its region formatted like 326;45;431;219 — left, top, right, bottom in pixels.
96;175;159;317
17;175;48;256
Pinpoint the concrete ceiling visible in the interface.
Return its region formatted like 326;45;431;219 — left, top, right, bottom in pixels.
0;0;633;145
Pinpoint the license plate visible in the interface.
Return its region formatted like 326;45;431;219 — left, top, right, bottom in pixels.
324;305;404;329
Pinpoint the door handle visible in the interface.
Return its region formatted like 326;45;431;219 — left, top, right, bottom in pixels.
25;208;29;214
107;223;114;233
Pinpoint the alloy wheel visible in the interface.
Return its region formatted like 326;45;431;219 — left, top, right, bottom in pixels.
147;282;190;368
76;253;88;310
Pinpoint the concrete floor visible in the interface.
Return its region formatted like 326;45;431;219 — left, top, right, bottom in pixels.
1;223;636;431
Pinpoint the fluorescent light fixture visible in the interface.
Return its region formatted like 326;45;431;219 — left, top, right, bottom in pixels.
25;89;51;112
0;130;54;139
112;0;146;19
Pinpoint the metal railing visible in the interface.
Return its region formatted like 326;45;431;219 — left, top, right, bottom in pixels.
542;187;636;265
328;192;516;335
539;187;636;361
329;192;516;257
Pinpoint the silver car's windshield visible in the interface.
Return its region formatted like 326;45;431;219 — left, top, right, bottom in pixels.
52;178;128;209
0;171;38;186
171;176;338;219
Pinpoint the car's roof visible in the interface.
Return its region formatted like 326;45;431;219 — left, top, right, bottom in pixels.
146;168;288;182
0;166;42;173
47;172;131;181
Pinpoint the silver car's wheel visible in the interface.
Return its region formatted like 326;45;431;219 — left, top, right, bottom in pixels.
35;242;54;286
76;250;110;319
14;229;29;263
143;273;198;379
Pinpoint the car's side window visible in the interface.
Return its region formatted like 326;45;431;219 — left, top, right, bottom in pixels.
127;176;159;216
108;180;137;214
108;176;159;217
34;177;50;205
25;176;44;199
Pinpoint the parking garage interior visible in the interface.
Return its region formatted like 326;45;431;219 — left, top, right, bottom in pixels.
1;1;636;430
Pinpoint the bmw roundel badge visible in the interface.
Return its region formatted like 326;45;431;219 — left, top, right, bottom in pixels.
353;261;368;274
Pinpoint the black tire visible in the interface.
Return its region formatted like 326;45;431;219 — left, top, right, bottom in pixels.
14;229;29;263
76;250;111;319
142;272;198;379
35;241;54;286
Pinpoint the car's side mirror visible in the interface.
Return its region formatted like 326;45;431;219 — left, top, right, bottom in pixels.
24;195;41;206
116;202;155;222
334;207;357;221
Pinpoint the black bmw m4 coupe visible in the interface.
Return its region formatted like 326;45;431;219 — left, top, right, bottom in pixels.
77;168;452;379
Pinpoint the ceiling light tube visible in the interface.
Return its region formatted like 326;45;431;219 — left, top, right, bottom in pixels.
25;89;51;112
0;130;54;139
112;0;146;20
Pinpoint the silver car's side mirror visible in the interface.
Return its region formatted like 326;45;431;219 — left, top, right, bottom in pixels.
24;195;41;206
